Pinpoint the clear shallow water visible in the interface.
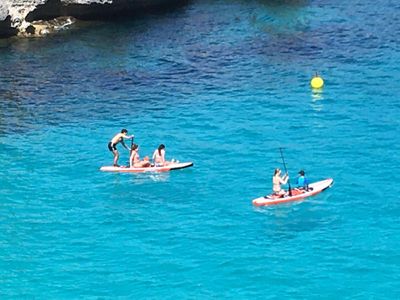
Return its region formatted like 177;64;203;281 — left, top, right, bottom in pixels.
1;0;400;298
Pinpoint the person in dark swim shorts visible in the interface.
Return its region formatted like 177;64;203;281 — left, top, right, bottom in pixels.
108;142;117;152
108;129;134;167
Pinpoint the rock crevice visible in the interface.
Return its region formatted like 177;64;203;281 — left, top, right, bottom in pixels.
0;0;187;38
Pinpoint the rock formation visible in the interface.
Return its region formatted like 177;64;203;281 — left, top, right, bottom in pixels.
0;0;187;38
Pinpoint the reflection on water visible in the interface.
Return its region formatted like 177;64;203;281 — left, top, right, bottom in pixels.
148;172;170;182
107;171;170;187
129;172;170;184
254;199;337;242
311;88;324;111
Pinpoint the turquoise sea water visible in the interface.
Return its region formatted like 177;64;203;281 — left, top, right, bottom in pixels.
1;0;400;298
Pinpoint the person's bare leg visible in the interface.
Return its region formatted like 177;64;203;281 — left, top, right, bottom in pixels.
113;150;119;166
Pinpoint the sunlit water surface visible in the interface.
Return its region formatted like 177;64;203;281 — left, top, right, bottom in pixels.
1;0;399;298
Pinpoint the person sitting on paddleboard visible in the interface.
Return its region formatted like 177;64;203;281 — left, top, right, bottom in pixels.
273;168;289;196
108;129;134;167
152;144;170;167
296;170;312;191
130;143;151;168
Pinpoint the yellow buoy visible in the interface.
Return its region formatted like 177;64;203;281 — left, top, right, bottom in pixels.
311;75;324;89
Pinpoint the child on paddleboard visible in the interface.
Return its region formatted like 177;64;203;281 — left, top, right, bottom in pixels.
108;129;134;167
296;170;312;191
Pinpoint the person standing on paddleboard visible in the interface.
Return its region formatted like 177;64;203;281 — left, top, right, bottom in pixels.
108;129;134;167
273;168;289;196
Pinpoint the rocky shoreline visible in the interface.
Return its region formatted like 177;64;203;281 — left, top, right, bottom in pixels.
0;0;188;38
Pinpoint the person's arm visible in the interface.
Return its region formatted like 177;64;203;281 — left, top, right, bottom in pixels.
129;151;134;167
121;140;129;151
122;134;134;140
161;150;166;164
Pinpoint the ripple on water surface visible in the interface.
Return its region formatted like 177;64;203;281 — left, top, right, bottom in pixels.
1;0;400;298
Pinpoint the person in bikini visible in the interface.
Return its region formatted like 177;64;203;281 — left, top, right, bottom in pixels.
108;129;134;167
152;144;171;167
272;168;289;196
130;144;151;168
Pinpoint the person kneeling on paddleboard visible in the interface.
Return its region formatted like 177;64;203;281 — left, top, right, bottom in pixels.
272;168;289;197
108;129;134;167
130;144;151;168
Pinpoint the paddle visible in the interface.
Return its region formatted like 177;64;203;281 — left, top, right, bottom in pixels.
124;137;134;167
279;147;292;196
